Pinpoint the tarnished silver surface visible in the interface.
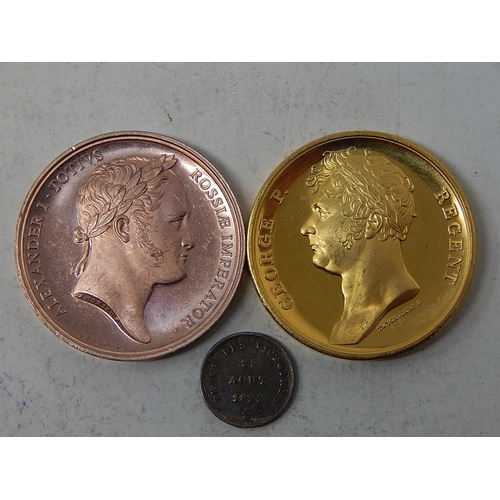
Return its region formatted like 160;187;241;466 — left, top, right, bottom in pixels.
200;332;295;427
15;131;245;360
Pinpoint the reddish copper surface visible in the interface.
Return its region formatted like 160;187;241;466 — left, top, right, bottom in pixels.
16;132;245;360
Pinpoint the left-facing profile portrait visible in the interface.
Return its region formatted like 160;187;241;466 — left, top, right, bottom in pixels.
71;154;195;344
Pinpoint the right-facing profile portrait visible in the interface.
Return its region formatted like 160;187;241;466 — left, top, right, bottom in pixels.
301;146;419;345
71;154;194;344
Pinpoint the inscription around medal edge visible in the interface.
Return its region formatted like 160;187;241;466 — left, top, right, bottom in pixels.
26;149;103;316
190;168;232;229
269;188;288;205
25;215;67;317
434;186;464;286
180;233;234;328
257;217;294;310
205;361;222;402
254;338;291;404
46;150;103;192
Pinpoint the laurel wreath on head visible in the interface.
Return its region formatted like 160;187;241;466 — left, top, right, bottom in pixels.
71;154;177;277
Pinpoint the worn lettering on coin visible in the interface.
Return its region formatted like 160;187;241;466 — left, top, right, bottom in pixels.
200;332;295;427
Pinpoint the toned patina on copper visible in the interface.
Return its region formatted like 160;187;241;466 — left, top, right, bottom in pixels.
16;131;245;360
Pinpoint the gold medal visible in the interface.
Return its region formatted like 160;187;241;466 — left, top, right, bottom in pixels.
248;131;476;359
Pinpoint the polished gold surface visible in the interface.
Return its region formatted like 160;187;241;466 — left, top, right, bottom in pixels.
248;131;476;359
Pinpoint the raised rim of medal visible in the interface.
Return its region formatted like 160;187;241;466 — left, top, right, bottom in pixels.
15;131;246;361
247;130;477;360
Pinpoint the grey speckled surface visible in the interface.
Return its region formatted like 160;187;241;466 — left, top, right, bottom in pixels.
0;62;498;436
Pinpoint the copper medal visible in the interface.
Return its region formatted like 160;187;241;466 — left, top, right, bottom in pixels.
16;131;245;360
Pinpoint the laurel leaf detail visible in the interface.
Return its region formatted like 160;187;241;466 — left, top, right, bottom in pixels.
88;213;99;233
89;224;112;239
124;182;147;201
125;170;142;191
115;200;133;217
110;188;126;210
163;154;177;170
141;165;164;182
97;207;117;228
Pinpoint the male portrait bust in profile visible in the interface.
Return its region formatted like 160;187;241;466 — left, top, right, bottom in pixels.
301;146;419;345
71;154;194;344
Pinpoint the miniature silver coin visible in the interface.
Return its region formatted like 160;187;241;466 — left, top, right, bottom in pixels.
200;332;295;427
